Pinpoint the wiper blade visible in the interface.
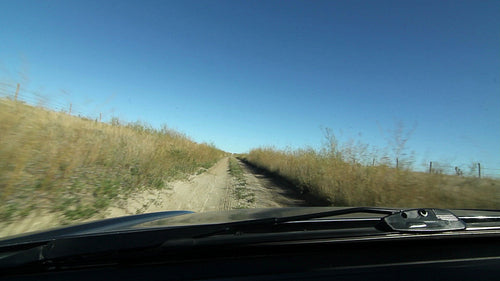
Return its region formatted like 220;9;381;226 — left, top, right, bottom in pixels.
192;207;398;238
192;207;471;238
268;207;397;223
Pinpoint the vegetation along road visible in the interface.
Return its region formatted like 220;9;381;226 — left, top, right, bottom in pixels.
1;97;497;239
0;157;320;237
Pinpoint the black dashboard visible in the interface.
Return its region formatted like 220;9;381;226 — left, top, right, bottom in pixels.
4;231;499;281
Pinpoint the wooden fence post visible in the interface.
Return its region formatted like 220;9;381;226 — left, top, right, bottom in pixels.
478;163;481;178
429;161;432;173
396;158;399;169
14;83;20;100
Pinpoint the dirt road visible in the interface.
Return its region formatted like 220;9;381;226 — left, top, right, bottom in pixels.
234;158;310;208
0;157;315;238
106;156;313;216
106;157;235;216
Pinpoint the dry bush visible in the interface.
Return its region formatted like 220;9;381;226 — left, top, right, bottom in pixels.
245;144;498;209
0;98;224;221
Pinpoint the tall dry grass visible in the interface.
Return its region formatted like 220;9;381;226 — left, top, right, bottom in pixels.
0;98;225;221
245;145;499;209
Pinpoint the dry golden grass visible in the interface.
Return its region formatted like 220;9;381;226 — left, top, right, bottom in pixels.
245;147;499;209
0;98;225;222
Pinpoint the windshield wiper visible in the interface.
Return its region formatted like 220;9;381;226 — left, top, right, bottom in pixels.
192;207;398;238
191;207;472;239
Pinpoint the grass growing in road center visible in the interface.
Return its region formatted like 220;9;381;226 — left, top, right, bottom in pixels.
228;158;255;208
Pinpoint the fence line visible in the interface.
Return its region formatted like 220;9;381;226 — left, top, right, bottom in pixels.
0;83;102;120
427;161;500;179
371;157;498;179
2;82;500;179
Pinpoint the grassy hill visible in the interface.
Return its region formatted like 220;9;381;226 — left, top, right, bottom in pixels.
244;147;499;209
0;98;225;223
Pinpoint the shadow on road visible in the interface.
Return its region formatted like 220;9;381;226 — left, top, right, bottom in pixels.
238;158;331;207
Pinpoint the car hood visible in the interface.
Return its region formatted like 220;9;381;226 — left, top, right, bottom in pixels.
0;207;359;245
1;207;498;247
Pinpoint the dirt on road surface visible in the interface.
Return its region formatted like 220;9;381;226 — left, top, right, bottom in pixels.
0;157;320;238
106;157;235;216
233;159;312;208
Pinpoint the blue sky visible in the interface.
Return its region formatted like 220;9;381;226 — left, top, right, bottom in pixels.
1;0;499;175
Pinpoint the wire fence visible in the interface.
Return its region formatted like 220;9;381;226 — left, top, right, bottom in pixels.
376;157;500;179
425;161;500;179
0;82;102;121
2;82;500;179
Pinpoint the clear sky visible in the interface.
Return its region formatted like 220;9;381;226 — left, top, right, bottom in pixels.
1;0;499;175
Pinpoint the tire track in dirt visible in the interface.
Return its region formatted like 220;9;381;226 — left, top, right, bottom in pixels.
106;157;235;216
234;158;315;208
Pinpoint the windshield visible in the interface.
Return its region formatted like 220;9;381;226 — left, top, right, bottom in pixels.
0;0;498;238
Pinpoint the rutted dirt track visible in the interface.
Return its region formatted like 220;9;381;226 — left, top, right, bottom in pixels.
236;159;311;208
0;157;315;238
107;157;236;216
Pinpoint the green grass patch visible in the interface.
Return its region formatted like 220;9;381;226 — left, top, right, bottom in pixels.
228;158;255;208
